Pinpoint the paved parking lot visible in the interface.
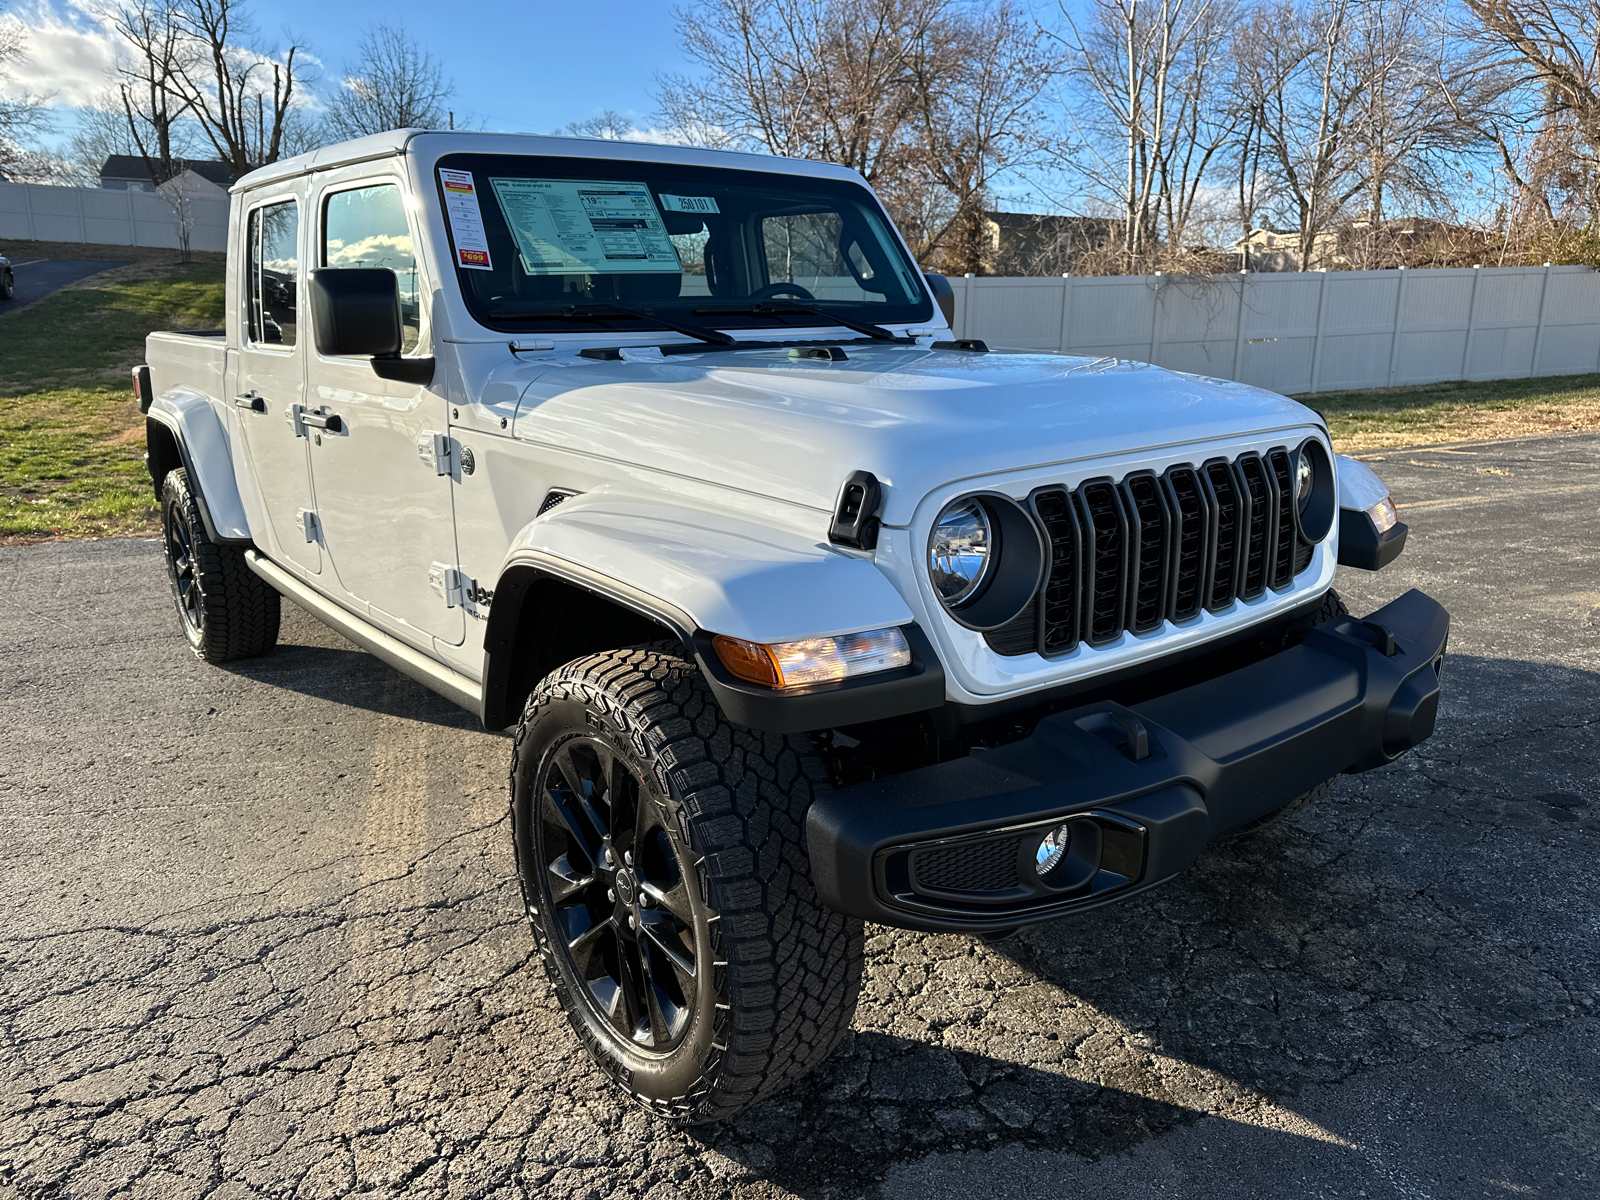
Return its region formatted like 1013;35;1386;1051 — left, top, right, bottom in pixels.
1;432;1596;1200
0;257;129;314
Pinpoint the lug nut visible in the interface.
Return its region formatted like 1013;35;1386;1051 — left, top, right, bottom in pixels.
607;889;616;902
624;850;634;866
639;894;655;909
628;914;637;929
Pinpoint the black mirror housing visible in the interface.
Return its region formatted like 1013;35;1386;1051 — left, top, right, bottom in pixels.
309;268;404;358
924;272;955;326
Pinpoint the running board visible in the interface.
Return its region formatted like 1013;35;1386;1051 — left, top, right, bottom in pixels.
244;550;483;719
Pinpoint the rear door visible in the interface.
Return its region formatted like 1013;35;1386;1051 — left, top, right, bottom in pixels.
303;174;464;647
234;189;321;574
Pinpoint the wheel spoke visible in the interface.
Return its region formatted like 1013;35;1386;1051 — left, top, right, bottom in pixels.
613;931;650;1041
559;906;607;977
640;911;698;983
541;789;599;868
641;879;695;924
545;853;592;903
557;747;612;845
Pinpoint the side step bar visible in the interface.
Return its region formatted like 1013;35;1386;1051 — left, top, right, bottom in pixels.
244;550;484;720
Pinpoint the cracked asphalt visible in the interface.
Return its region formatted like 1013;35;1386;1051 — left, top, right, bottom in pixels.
2;431;1597;1200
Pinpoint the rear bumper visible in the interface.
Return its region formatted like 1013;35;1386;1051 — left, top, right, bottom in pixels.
806;589;1449;933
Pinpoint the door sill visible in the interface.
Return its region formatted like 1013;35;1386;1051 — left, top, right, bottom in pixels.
245;551;483;720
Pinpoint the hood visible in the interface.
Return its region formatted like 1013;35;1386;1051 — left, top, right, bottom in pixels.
509;344;1323;525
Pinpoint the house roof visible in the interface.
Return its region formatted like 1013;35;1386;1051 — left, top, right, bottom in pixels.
100;155;241;187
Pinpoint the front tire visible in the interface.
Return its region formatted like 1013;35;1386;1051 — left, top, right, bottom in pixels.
510;645;863;1123
160;468;280;663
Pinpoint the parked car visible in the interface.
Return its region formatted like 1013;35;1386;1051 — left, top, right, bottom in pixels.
1;249;14;301
136;130;1446;1123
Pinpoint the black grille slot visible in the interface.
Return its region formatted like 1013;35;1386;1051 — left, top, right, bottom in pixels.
1235;453;1273;599
538;488;577;516
1163;465;1211;622
1033;487;1082;655
1267;448;1297;589
1121;472;1171;634
1202;458;1241;610
911;837;1021;894
1004;446;1314;658
1077;479;1128;646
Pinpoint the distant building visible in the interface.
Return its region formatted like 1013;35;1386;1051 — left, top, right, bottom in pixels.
984;212;1116;271
1235;217;1489;271
99;156;240;194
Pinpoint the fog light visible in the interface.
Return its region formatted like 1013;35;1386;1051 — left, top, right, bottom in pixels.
1035;823;1071;875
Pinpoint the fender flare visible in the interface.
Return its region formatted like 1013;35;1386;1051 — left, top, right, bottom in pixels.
1335;454;1407;570
145;389;252;545
479;492;943;732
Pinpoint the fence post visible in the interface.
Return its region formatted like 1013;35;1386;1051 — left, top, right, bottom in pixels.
1147;272;1163;364
1308;269;1330;394
1529;262;1553;378
1459;265;1482;381
1058;273;1074;355
1385;267;1407;387
1231;271;1248;383
22;181;35;241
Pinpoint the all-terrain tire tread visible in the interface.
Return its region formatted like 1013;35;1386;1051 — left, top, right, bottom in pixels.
162;469;280;662
511;643;863;1124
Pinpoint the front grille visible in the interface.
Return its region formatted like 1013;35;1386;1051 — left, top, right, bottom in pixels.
984;446;1320;659
911;837;1022;894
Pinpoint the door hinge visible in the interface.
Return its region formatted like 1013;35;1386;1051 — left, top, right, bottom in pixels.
417;431;451;475
297;508;319;543
429;563;492;615
288;403;308;438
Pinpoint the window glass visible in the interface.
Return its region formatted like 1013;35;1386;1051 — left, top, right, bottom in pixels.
323;183;420;353
247;201;299;347
434;154;931;333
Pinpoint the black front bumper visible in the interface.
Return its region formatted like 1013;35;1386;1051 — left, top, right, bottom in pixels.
807;589;1450;933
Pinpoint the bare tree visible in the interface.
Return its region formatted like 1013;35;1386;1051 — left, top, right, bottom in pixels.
92;0;194;188
322;23;454;140
659;0;1047;268
170;0;307;174
1052;0;1241;270
907;2;1054;271
563;110;637;140
1442;0;1600;262
0;4;54;180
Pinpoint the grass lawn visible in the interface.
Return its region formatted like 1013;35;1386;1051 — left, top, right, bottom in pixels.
0;257;223;543
1302;373;1600;452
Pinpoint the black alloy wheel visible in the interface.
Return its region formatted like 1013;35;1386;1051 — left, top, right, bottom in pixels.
163;485;206;642
535;735;704;1053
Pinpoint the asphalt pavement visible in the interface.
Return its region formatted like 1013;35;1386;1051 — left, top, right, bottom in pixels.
0;257;129;314
0;432;1596;1200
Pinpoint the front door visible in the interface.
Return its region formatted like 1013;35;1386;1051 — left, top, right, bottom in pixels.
304;178;464;646
234;193;321;574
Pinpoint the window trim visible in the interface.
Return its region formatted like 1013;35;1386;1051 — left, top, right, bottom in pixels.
241;193;301;356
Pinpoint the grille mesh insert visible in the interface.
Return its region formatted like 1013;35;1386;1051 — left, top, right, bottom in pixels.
911;837;1022;894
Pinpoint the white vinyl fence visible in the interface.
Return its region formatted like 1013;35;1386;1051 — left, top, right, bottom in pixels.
0;181;229;252
947;266;1600;394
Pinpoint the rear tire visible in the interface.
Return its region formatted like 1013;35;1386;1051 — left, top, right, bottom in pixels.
160;468;280;663
0;269;13;300
510;644;863;1124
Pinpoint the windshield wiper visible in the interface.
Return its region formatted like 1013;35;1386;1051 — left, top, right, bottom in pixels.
693;301;900;342
485;302;735;346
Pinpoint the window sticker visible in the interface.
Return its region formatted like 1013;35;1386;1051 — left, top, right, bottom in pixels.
439;169;493;270
659;194;720;215
488;178;680;275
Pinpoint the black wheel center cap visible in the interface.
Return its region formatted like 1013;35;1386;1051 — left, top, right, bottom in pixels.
614;868;637;908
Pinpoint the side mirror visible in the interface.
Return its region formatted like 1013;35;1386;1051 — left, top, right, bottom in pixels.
308;268;435;386
924;272;955;327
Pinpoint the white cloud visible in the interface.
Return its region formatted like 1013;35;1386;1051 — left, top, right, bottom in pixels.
0;3;121;108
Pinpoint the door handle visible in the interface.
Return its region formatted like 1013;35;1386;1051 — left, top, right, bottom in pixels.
301;410;343;433
234;392;265;412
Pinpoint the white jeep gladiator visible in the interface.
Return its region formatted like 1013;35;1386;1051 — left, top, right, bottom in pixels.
137;130;1447;1123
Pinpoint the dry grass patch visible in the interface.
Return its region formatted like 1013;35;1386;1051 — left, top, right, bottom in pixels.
1303;373;1600;451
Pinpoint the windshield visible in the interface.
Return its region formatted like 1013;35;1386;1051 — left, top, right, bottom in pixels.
433;153;933;334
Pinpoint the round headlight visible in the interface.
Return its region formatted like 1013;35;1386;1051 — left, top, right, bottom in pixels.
928;498;994;607
1293;439;1336;543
